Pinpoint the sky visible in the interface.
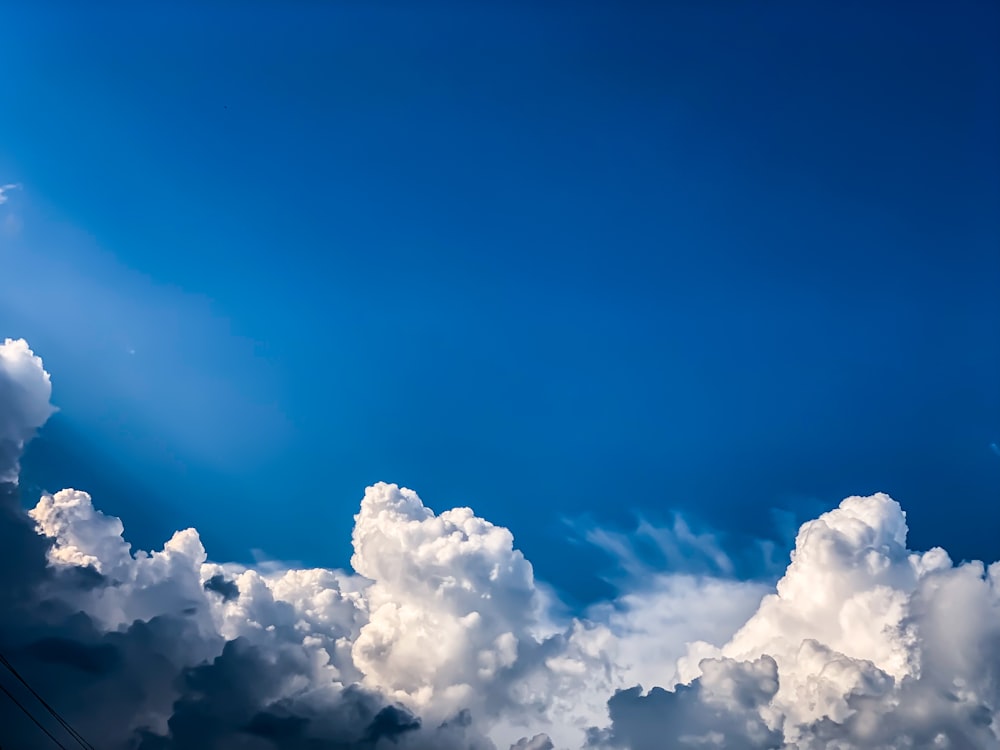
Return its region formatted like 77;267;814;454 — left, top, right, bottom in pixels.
2;1;998;606
1;2;1000;747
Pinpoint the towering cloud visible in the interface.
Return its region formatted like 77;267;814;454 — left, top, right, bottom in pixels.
0;338;54;483
349;482;539;718
0;338;998;748
591;495;1000;749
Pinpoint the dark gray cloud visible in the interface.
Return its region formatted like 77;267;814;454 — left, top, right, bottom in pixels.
136;638;434;750
205;573;241;602
586;657;781;750
510;734;554;750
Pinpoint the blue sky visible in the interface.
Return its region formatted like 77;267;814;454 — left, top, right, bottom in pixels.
2;1;998;606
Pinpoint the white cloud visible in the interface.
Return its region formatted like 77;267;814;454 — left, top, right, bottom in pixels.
2;338;999;748
0;183;20;205
582;513;738;579
0;338;55;482
28;480;615;748
350;482;540;719
589;574;770;695
609;494;1000;748
29;485;997;749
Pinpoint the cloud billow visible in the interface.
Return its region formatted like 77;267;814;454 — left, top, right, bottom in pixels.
0;338;998;749
0;338;54;483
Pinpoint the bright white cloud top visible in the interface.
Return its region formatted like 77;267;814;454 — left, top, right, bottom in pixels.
0;338;54;483
1;337;998;749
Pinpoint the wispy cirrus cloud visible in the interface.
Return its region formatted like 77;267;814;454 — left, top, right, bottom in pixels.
0;183;21;205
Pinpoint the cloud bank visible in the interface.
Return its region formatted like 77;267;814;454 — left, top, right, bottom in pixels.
1;338;997;749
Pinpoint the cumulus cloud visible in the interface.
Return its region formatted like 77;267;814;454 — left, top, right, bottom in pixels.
0;347;609;748
19;482;614;748
1;339;998;749
601;495;1000;748
0;338;55;482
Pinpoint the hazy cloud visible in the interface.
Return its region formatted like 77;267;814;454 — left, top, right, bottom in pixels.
0;183;20;205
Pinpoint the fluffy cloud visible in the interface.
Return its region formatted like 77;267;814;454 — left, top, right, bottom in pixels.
601;495;1000;748
21;481;615;748
0;338;54;482
1;338;999;749
2;478;511;748
349;482;538;718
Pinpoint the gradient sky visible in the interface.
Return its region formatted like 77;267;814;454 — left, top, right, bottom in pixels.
2;1;998;607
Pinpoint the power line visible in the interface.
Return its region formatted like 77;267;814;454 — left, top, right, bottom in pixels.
0;678;69;750
0;652;95;750
0;652;95;749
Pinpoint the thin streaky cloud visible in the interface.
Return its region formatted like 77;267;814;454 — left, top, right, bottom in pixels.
0;183;21;205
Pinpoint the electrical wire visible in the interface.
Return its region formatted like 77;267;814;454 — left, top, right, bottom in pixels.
0;652;95;750
0;678;69;750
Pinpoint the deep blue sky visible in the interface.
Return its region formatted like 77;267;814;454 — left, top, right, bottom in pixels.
2;1;998;605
